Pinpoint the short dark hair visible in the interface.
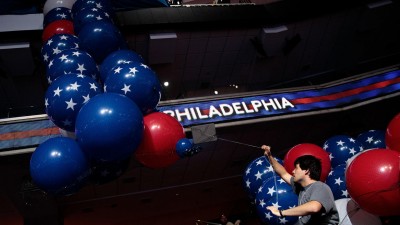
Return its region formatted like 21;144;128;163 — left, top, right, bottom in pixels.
294;155;322;181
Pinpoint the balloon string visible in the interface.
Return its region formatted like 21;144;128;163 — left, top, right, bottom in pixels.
216;137;261;149
191;127;261;149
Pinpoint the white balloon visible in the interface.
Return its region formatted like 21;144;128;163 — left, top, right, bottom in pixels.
43;0;77;15
335;198;382;225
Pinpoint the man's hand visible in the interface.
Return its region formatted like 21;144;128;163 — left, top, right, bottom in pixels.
266;206;280;217
261;145;271;156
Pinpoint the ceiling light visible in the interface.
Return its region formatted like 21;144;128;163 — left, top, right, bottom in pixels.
163;81;169;87
214;90;218;95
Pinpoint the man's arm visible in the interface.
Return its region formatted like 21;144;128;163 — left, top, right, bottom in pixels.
261;145;292;184
267;200;323;217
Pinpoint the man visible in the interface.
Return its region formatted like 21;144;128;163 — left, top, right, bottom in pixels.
261;145;339;225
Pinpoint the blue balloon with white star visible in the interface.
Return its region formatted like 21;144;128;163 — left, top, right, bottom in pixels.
323;135;364;168
255;177;298;225
46;49;100;84
104;61;162;114
73;7;113;35
41;33;79;65
75;93;144;163
43;7;73;28
100;49;145;83
356;130;386;150
45;73;102;132
242;156;283;200
326;164;348;200
72;0;115;18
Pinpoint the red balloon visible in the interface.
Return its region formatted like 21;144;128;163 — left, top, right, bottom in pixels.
134;112;185;169
345;149;400;216
386;112;400;152
42;20;75;43
284;143;331;182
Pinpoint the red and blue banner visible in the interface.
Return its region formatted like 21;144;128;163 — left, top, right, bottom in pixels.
1;69;400;151
160;70;400;126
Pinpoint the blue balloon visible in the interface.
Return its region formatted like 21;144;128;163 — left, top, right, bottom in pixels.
323;135;364;168
326;164;348;200
242;156;283;200
46;49;100;83
43;7;73;28
45;73;102;132
41;33;79;65
356;129;386;150
104;61;162;114
176;138;193;158
255;177;298;225
100;49;145;82
75;93;144;163
73;6;113;34
78;21;125;63
30;137;90;195
72;0;115;18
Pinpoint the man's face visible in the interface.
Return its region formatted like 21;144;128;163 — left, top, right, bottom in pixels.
292;164;308;183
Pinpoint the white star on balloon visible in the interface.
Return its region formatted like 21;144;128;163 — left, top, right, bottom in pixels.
329;153;334;160
259;199;266;207
52;47;61;55
342;190;348;197
82;94;90;104
65;98;77;110
59;54;68;61
349;138;356;143
96;15;103;20
323;143;328;149
43;54;49;62
258;186;263;193
366;137;374;143
245;168;251;175
53;87;62;96
254;171;263;180
69;82;81;90
72;51;82;57
272;201;281;209
334;177;343;186
267;186;276;196
255;159;264;166
140;63;149;69
129;67;138;75
45;98;49;107
114;66;122;73
246;179;251;188
266;165;274;172
121;84;131;94
349;148;356;155
336;140;345;146
48;59;54;69
278;178;285;184
279;217;288;224
89;82;98;91
76;64;86;73
263;212;272;220
60;35;68;40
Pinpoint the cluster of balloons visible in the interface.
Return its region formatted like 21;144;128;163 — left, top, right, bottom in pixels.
243;111;400;225
30;0;200;196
